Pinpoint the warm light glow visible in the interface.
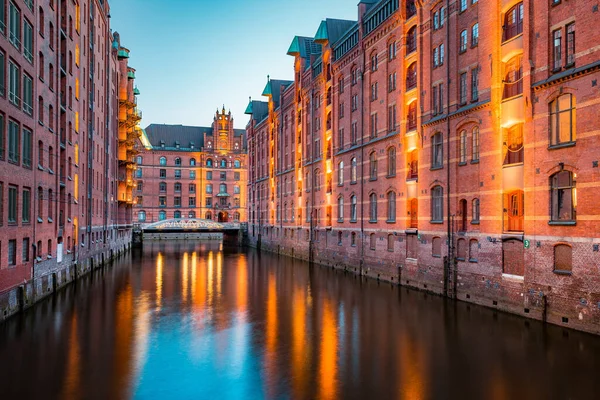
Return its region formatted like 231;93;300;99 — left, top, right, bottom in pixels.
236;256;247;313
74;174;78;198
60;312;81;399
74;112;79;132
75;78;79;99
156;252;163;310
292;283;307;398
319;298;337;400
265;272;278;397
207;251;214;305
182;252;189;303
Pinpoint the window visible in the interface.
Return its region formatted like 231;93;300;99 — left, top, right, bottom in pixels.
234;159;241;168
457;239;467;261
23;18;33;62
22;237;29;262
9;1;20;49
459;72;467;105
406;62;417;89
369;193;377;222
388;72;396;92
388;105;396;132
407;26;417;53
387;147;396;176
220;171;226;181
9;61;20;106
22;188;30;223
370;113;378;138
350;195;357;222
552;29;562;71
189;184;196;193
159;182;166;192
551;170;576;222
407;101;417;131
471;23;479;47
205;212;212;220
503;2;523;42
174;157;181;166
0;50;5;98
206;197;212;207
388;41;396;60
189;197;196;207
504;124;524;165
370;82;378;101
190;170;196;179
387;191;396;222
469;239;479;262
554;244;572;274
338;128;345;149
159;169;166;178
459;130;467;164
459;0;467;12
159;196;166;207
174;182;181;192
159;156;166;166
433;47;439;68
8;185;17;223
8;240;16;266
471;68;479;101
206;184;213;194
431;132;443;169
8;120;19;163
460;30;467;52
21;126;31;167
351;157;357;183
338;76;345;94
550;94;575;145
337;196;344;221
189;211;197;218
406;0;416;18
566;23;575;66
206;158;213;167
220;159;227;168
370;233;376;250
472;198;480;223
174;211;181;219
338;161;344;185
351;122;358;144
234;185;240;194
371;52;378;71
431;186;443;222
369;152;377;180
219;183;227;194
159;211;166;221
138;211;146;222
174;169;181;178
351;66;357;85
432;237;442;257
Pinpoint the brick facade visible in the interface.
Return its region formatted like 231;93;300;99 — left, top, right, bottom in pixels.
0;0;139;320
246;0;600;334
134;108;248;225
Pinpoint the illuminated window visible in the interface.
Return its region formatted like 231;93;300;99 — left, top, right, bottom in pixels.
503;2;523;42
504;124;523;165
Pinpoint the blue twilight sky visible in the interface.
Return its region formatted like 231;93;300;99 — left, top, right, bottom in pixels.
109;0;358;129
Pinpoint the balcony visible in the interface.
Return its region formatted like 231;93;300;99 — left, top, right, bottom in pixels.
503;79;522;100
502;22;522;43
407;161;418;180
406;73;417;91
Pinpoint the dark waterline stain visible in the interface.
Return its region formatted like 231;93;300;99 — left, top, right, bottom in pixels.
1;241;600;400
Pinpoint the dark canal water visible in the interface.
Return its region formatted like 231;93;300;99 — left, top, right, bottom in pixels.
1;241;600;400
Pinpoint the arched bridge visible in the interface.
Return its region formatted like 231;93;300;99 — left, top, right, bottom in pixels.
142;218;241;233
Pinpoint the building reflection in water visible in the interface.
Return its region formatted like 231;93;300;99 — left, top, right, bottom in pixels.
0;241;600;399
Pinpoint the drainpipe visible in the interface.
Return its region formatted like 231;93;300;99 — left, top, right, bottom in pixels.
359;42;366;275
309;87;316;264
444;0;455;298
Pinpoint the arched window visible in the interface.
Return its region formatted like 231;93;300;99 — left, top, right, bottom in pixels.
432;237;442;257
431;185;443;222
188;211;196;218
407;26;417;53
220;159;227;168
338;196;344;221
551;170;576;221
387;147;396;176
219;183;227;194
205;212;212;220
206;158;213;167
459;130;467;163
472;127;479;161
370;233;376;250
503;2;523;42
138;211;146;222
469;239;479;262
406;62;417;89
550;94;576;145
159;211;166;221
554;244;572;274
503;55;523;99
351;157;357;183
159;157;167;166
388;234;395;251
432;132;443;168
338;161;344;185
369;193;378;222
136;156;143;164
457;238;467;260
234;159;241;168
174;211;181;219
387;191;396;222
190;158;196;166
472;198;480;223
460;30;467;52
351;195;357;222
369;152;378;180
504;123;524;165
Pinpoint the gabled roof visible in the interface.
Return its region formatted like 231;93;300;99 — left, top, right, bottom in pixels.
262;78;293;109
287;36;322;59
314;18;357;45
245;100;269;124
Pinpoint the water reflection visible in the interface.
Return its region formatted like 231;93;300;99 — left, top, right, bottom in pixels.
1;241;600;399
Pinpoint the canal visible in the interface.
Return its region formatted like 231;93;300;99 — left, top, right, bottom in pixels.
1;241;599;399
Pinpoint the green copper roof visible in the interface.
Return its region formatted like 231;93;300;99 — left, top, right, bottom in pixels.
262;79;272;97
133;86;140;96
287;36;301;56
314;20;328;43
117;48;130;59
244;100;253;115
127;70;136;80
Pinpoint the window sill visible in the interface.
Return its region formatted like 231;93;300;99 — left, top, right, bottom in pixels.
432;254;441;258
458;162;467;166
470;159;479;164
469;258;478;263
350;220;357;223
369;220;377;224
553;269;572;276
457;257;465;262
430;220;443;224
350;181;357;185
548;220;576;226
430;166;443;171
471;220;480;225
337;219;344;223
386;174;396;179
548;142;575;150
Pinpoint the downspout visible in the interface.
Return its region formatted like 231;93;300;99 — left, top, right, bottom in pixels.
359;42;366;275
444;0;454;298
309;87;315;264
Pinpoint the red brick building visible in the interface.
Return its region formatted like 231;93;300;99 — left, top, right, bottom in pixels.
134;108;248;225
0;0;140;320
247;0;600;333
